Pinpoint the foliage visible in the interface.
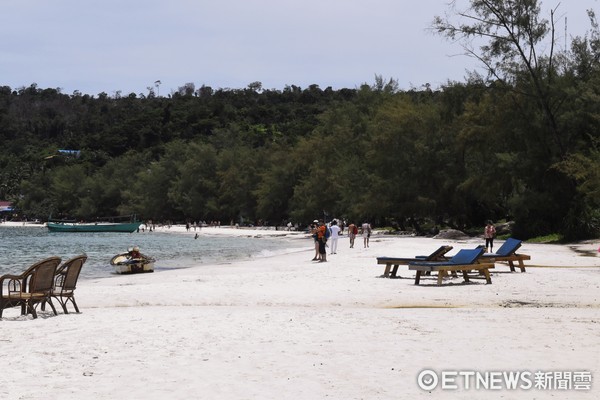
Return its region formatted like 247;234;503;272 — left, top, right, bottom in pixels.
432;0;600;239
526;233;564;244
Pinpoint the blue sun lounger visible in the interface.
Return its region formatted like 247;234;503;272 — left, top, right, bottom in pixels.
376;245;453;278
480;238;530;272
408;248;494;285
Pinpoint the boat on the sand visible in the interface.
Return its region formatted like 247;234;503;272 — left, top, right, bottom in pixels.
110;247;155;274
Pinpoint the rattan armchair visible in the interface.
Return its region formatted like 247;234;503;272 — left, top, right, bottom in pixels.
51;254;87;313
0;257;61;319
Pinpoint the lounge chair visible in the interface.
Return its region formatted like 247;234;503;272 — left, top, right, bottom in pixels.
376;245;453;278
0;256;61;318
480;238;530;272
51;254;87;314
408;248;493;285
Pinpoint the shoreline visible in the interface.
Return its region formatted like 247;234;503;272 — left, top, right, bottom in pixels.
2;219;599;253
146;224;600;268
3;221;599;271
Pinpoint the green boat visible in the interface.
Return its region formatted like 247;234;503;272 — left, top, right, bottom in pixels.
46;218;141;233
47;221;141;233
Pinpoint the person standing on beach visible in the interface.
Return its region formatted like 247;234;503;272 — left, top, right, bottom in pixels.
347;222;357;248
484;220;496;253
361;221;371;248
329;220;341;254
310;220;321;261
316;220;328;262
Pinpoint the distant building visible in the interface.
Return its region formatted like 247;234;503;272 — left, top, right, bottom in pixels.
44;150;82;160
58;149;81;157
0;201;13;212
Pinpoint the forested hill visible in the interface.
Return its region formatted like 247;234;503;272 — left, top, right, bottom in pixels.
5;0;600;241
2;2;600;240
1;71;598;241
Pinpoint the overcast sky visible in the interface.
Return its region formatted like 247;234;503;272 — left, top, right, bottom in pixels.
1;0;597;96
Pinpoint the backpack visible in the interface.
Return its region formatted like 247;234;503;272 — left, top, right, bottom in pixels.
353;226;358;235
324;227;331;239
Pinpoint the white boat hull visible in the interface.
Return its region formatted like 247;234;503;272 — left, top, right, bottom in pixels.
110;254;155;274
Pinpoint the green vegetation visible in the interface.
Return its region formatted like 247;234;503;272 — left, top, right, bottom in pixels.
526;234;564;244
1;1;599;240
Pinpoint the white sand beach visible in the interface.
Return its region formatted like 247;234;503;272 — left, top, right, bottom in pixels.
1;224;599;399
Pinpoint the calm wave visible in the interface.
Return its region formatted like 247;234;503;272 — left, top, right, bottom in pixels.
0;226;305;280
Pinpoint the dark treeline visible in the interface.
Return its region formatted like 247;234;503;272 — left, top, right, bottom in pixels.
1;2;599;240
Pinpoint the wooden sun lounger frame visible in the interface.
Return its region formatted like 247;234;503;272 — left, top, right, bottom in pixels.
376;245;453;278
409;262;494;286
481;254;530;272
406;248;494;286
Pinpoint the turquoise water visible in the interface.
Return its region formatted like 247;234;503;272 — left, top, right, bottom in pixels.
0;226;305;280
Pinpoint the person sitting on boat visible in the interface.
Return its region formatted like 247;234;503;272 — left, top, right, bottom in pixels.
128;246;142;260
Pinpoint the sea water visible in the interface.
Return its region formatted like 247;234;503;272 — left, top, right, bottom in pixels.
0;226;306;280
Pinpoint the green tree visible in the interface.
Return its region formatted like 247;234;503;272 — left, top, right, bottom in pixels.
254;143;299;223
167;142;219;221
434;0;600;238
216;145;262;224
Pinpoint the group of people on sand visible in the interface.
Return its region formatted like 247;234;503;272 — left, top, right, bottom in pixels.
310;219;372;262
310;220;329;263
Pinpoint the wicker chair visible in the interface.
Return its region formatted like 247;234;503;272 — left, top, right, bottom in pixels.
51;254;87;314
0;257;62;319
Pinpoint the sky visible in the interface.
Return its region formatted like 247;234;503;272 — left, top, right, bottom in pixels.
1;0;598;96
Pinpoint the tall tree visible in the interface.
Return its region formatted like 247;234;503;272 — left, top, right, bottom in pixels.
433;0;569;154
433;0;600;238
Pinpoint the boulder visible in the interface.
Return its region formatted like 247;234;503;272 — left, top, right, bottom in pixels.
433;229;470;240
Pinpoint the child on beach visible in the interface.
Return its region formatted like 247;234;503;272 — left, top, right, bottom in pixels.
484;220;496;253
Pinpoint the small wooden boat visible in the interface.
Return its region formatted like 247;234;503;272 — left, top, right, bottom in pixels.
110;250;155;274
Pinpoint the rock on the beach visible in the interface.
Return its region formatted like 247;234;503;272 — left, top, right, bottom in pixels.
433;229;471;240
